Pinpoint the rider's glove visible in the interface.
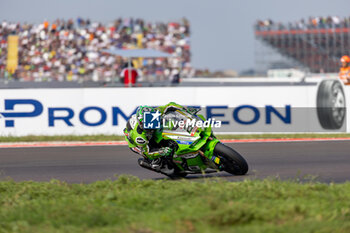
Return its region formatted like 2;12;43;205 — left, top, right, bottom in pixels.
159;147;173;156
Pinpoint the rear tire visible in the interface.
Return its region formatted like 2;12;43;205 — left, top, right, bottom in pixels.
214;143;248;175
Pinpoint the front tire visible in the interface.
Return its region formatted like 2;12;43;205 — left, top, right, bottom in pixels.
214;143;248;175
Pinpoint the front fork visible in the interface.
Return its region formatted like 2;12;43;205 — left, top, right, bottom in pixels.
199;137;224;170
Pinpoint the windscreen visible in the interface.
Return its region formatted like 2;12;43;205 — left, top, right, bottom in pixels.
162;110;202;136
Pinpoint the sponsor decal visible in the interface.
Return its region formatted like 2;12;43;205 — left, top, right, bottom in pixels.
135;137;147;144
175;140;192;145
162;134;200;141
0;99;43;127
316;80;346;129
211;155;221;164
132;147;142;154
180;152;199;159
190;126;198;136
2;99;328;133
0;99;292;128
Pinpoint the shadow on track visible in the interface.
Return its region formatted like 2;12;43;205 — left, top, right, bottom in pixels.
152;172;250;181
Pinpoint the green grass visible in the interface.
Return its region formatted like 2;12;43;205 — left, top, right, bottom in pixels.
0;176;350;233
0;133;350;143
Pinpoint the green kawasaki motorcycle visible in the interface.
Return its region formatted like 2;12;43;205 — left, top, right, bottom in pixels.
138;109;249;178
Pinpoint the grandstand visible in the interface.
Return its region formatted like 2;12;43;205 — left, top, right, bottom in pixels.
0;18;191;82
255;17;350;73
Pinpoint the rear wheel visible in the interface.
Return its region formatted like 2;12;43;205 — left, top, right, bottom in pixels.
214;143;248;175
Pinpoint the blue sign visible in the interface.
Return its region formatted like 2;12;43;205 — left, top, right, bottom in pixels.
0;99;43;127
0;99;292;128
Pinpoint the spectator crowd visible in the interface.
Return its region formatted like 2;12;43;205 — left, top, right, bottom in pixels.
0;18;192;82
256;16;350;31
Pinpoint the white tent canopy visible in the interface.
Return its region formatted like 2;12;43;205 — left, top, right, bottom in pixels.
101;48;172;58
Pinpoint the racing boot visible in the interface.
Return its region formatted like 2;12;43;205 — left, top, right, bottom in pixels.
160;161;175;175
151;158;174;175
150;158;163;171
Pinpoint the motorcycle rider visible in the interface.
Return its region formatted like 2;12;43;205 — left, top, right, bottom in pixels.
339;55;350;85
124;102;198;174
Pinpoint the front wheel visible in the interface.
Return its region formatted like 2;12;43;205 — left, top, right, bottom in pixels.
214;143;248;175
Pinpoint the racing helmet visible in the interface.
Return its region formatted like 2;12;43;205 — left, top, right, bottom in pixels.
340;55;350;64
136;105;156;129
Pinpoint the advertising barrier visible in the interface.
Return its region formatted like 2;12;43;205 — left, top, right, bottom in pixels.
0;79;348;136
